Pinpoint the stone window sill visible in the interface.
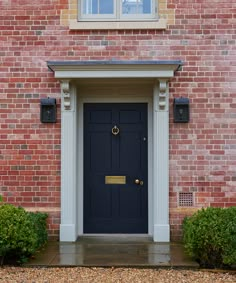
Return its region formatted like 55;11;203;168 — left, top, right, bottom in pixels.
69;19;167;30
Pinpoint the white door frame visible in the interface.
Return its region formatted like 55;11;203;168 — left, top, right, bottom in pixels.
77;90;153;236
47;61;182;242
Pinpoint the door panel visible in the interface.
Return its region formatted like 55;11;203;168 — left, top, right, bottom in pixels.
120;132;141;171
119;110;141;124
90;132;112;171
90;110;112;124
118;188;141;218
84;103;148;233
90;184;112;218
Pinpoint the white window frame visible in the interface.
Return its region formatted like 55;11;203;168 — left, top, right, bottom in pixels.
79;0;157;21
81;0;117;20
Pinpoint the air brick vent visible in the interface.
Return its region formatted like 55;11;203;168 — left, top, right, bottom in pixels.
178;192;193;207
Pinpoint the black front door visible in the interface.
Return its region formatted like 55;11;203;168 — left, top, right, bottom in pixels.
84;103;148;233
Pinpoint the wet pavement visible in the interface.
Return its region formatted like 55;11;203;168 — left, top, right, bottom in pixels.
26;236;199;268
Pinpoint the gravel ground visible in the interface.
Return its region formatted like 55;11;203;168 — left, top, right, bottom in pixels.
0;267;235;283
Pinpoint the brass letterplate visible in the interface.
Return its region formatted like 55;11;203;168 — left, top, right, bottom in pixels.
105;176;126;185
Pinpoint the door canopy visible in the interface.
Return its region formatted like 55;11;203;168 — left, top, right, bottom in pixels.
47;60;182;79
47;60;182;111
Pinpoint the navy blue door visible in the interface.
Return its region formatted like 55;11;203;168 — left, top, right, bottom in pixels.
84;103;148;233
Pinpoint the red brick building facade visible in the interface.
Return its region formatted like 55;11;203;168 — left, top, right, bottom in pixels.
0;0;235;241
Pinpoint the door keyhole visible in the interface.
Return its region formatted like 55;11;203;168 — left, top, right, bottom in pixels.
134;179;144;186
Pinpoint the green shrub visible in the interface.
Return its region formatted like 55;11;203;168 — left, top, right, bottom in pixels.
28;211;48;249
0;204;48;265
183;206;236;268
0;204;38;264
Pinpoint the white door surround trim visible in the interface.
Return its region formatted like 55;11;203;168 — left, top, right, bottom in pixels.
77;91;153;237
47;61;182;242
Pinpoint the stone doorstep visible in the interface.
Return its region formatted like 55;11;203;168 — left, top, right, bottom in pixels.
25;240;199;268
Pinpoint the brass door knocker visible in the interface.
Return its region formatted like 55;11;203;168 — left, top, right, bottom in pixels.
112;125;120;136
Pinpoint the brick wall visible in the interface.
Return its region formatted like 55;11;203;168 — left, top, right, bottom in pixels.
0;0;235;240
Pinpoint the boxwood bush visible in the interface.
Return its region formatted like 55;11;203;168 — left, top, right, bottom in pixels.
0;204;48;264
183;206;236;268
28;211;48;249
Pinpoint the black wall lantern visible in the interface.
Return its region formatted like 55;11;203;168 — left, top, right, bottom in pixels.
173;97;190;123
40;98;56;123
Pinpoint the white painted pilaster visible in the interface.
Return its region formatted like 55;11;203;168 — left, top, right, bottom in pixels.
153;79;170;242
60;80;77;241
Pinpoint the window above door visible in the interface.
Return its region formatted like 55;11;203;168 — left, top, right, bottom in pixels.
80;0;156;21
61;0;175;30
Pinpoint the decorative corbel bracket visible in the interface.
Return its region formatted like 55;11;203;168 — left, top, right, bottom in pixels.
158;79;169;112
60;80;71;110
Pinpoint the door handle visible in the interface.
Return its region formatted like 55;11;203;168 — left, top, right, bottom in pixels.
134;179;144;186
